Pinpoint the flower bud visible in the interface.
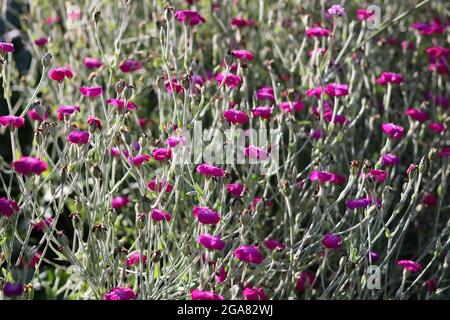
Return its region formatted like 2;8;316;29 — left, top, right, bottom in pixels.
224;49;234;67
124;85;134;101
136;213;146;230
419;156;428;174
151;250;162;263
115;79;126;95
164;6;174;22
42;52;52;67
93;9;101;24
428;148;437;162
287;88;295;102
181;74;191;90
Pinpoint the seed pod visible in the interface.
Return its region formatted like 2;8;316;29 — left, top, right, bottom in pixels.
115;79;126;95
93;9;101;24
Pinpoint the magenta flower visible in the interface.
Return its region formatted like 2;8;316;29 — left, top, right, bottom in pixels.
0;42;15;53
197;234;225;251
368;169;388;183
80;86;103;98
424;278;438;292
151;208;172;222
324;83;349;97
147;179;173;193
165;78;184;93
310;128;324;140
119;59;142;73
3;282;23;297
223;109;249;124
234;245;264;264
397;260;421;273
112;196;129;209
152;148;172;161
166;136;185;148
324;111;348;125
196;164;225;177
227;183;245;197
346;197;378;210
279;100;304;113
309;171;346;185
381;153;400;166
251;106;272;119
381;123;405;139
57;105;80;120
306;27;331;38
175;10;206;26
216;266;227;284
12;156;48;175
104;287;136;300
306;86;323;98
28;108;48;122
126;252;148;267
243;287;268;300
232;49;254;61
32;217;53;231
368;251;381;262
83;57;102;69
264;238;286;251
87;115;102;129
48;67;73;82
426;46;450;60
438;146;450;157
216;73;242;88
295;272;316;292
0;115;25;128
193;206;221;225
428;122;445;134
231;17;256;28
356;9;375;21
0;197;20;218
404;108;429;122
34;37;48;47
67;130;90;145
422;193;437;207
191;289;224;300
250;197;273;211
106;98;137;111
130;154;151;166
256;86;275;101
323;233;342;250
245;145;269;160
376;72;404;85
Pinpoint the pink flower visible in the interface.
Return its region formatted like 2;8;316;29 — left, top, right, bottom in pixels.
232;49;254;61
404;108;429;122
322;233;342;250
175;10;206;26
87;115;102;129
152;148;172;161
67;130;90;144
216;266;227;284
223;109;249;124
34;37;48;47
32;217;53;231
193;206;221;225
227;183;245;197
196;164;225;177
243;287;268;300
130;154;151;166
357;9;375;21
106;98;137;111
424;278;438;292
104;287;136;300
397;260;421;273
310;128;324;140
252;106;272;119
112;196;129;209
245;145;269;160
12;156;48;175
234;245;264;264
426;46;450;59
57;105;80;120
197;234;225;250
306;86;323;98
428;61;449;75
306;27;331;38
412;20;445;36
80;86;103;98
0;42;15;53
279;100;304;113
119;59;142;73
0;197;20;218
346;197;378;210
438;146;450;158
381;123;405;139
327;5;345;16
231;17;256;28
147;179;173;193
309;171;346;185
250;197;273;211
28;108;48;122
191;289;224;300
264;238;286;251
368;251;380;262
0;116;25;128
381;153;400;166
324;111;348;125
428;122;445;134
48;67;73;82
151;208;172;222
256;87;275;101
216;73;242;88
295;271;316;292
83;57;102;69
368;169;388;183
376;72;404;85
324;83;349;97
422;193;437;207
126;252;147;267
165;78;184;93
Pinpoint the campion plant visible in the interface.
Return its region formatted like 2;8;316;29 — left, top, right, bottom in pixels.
0;0;449;301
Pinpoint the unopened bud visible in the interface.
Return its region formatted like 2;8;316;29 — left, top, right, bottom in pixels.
42;52;52;67
124;85;134;101
115;79;126;94
93;9;101;24
225;49;234;67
